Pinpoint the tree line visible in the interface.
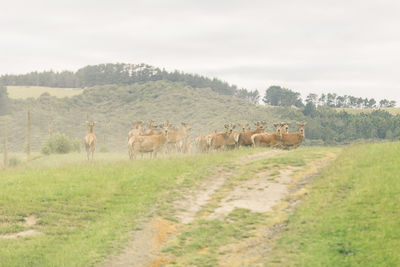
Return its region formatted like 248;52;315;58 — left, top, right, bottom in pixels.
0;63;238;96
263;85;396;109
300;108;400;144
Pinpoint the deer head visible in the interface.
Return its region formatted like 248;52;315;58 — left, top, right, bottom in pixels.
86;121;96;133
297;123;307;137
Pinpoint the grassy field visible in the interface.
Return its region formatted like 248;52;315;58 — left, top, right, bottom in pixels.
266;142;400;266
0;149;263;266
1;143;399;266
7;86;83;99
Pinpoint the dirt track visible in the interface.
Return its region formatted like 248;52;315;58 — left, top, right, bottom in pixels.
103;150;335;267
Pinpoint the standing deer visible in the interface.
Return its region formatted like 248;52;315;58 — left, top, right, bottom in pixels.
209;124;235;151
128;121;144;159
143;120;161;136
167;122;191;153
237;121;266;147
280;123;307;149
225;123;248;149
131;124;169;159
251;124;282;148
84;121;97;161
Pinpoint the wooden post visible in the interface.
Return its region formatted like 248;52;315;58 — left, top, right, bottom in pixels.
49;106;54;137
103;121;107;145
3;117;8;168
26;107;31;157
69;113;73;139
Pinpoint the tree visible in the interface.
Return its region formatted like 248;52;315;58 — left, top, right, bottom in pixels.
303;101;317;117
368;98;376;108
263;86;303;107
379;99;390;108
306;93;318;105
236;88;260;104
336;96;346;107
327;93;337;107
319;94;326;106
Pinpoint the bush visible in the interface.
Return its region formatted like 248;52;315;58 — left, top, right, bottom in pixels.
41;133;81;155
8;157;20;167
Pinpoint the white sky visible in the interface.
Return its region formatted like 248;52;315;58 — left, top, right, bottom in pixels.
1;0;399;103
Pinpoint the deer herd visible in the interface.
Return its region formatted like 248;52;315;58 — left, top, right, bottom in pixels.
84;120;306;161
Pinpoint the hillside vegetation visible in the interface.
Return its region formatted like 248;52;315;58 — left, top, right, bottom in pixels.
4;80;283;152
3;79;400;153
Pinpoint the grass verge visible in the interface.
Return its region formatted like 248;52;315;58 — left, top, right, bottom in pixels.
266;142;400;266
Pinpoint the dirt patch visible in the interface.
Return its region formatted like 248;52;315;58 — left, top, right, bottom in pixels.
174;168;235;224
217;155;337;266
24;215;38;227
0;215;43;240
103;217;177;267
210;178;289;219
219;222;285;266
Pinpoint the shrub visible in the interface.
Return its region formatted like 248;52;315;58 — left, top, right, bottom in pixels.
8;157;20;167
41;133;80;155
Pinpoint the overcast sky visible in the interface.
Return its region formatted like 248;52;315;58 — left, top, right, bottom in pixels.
1;0;399;103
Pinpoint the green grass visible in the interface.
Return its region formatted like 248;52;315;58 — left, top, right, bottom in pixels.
266;142;400;266
0;150;257;267
7;86;82;99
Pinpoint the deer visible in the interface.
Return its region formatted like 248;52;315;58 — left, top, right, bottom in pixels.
225;123;249;149
280;123;307;150
205;130;217;151
280;122;290;134
128;121;144;159
251;123;282;148
142;120;161;136
128;121;144;139
237;121;266;147
84;121;97;161
166;122;191;153
195;135;208;153
209;124;235;151
130;124;169;159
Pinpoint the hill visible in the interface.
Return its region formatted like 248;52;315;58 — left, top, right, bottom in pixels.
0;63;239;96
4;80;284;152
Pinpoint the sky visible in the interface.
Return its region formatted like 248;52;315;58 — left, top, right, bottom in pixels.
1;0;400;103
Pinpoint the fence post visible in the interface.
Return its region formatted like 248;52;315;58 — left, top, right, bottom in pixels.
49;106;54;137
26;106;31;157
3;117;8;168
